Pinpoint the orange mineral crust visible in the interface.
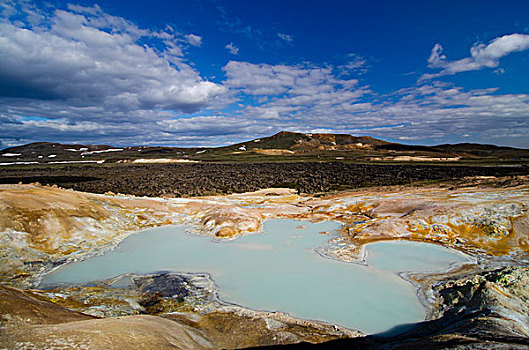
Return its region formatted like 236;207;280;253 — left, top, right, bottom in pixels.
1;183;528;285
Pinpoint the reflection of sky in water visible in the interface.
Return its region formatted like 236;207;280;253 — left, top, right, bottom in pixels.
42;220;468;334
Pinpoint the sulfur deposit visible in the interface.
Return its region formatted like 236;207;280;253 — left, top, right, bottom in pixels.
1;181;529;348
1;182;529;284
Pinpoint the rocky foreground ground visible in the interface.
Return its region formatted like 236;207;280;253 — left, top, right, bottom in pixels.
1;178;529;348
1;162;528;197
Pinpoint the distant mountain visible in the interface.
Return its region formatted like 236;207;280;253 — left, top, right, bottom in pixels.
0;142;191;164
1;132;528;165
223;131;389;152
2;142;113;154
435;143;529;158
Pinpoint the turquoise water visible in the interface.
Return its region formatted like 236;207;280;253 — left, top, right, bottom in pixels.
366;240;468;273
41;220;468;334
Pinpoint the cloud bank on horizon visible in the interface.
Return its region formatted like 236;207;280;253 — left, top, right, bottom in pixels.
1;0;529;148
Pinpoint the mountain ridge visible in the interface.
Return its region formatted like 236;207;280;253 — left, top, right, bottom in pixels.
2;131;529;164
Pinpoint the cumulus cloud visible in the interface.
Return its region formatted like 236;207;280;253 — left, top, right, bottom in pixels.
222;59;529;147
2;2;529;149
224;61;359;96
0;6;225;113
426;43;446;68
186;33;202;46
159;115;257;136
156;115;280;146
423;34;529;79
223;61;368;124
0;2;229;147
354;82;529;146
225;42;239;55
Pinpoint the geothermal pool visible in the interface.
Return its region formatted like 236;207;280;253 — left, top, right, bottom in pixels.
42;220;469;334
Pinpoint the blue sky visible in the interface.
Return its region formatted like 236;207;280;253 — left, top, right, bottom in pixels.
1;0;529;148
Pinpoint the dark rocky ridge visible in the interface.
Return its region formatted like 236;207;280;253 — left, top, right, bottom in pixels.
1;162;528;197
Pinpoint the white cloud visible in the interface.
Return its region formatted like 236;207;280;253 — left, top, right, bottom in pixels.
278;33;293;42
495;68;506;74
0;5;226;114
222;59;529;147
223;61;367;123
360;82;529;145
427;43;446;68
423;34;529;79
2;3;529;149
0;2;231;148
223;61;359;96
259;109;280;119
186;33;202;47
156;115;279;145
0;10;225;111
226;42;239;55
338;54;369;76
0;2;230;148
159;115;252;134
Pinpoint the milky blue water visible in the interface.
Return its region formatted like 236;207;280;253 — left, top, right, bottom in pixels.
41;220;468;334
